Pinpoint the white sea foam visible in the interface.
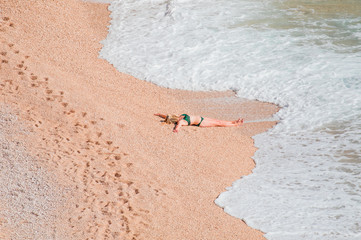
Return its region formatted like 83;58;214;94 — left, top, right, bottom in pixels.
100;0;361;239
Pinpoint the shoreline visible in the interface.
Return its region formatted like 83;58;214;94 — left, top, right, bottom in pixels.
0;0;279;239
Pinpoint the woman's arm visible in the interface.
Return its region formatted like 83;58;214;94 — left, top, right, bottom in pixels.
154;113;167;119
173;116;186;133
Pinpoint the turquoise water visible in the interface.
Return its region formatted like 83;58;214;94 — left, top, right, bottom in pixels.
99;0;361;239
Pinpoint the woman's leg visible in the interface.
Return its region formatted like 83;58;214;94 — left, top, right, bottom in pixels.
200;117;243;127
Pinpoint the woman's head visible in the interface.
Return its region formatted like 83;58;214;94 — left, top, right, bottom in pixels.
165;114;179;124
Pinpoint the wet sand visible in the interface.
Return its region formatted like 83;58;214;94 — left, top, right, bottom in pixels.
0;0;278;239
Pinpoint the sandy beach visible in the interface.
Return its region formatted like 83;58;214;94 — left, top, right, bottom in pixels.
0;0;278;239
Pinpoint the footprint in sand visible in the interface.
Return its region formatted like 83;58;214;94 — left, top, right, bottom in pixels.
63;109;75;115
108;162;116;167
61;102;68;107
154;188;166;196
4;79;13;85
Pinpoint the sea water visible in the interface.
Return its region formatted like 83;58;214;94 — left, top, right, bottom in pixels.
99;0;361;239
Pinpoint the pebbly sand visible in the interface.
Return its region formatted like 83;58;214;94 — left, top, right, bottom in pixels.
0;0;279;239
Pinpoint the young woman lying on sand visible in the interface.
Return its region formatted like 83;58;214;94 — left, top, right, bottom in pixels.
154;113;244;133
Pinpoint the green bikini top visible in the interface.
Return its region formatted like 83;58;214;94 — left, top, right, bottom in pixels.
181;114;191;125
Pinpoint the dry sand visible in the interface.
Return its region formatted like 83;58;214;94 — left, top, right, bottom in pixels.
0;0;278;239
